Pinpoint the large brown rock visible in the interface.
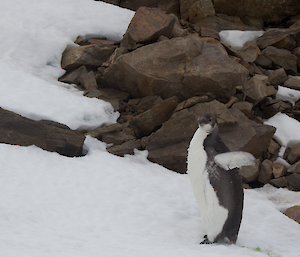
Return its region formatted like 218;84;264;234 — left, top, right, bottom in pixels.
256;27;300;51
129;96;179;138
145;100;275;173
103;34;249;101
262;46;298;74
212;0;300;24
0;108;85;157
61;44;116;71
121;7;176;49
238;40;261;63
242;75;276;106
286;173;300;191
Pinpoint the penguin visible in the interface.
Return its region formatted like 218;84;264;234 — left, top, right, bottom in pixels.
187;112;256;244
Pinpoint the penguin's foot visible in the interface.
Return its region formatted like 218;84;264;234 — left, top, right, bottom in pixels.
200;235;213;244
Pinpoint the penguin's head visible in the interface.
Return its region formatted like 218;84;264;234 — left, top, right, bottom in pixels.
197;112;217;134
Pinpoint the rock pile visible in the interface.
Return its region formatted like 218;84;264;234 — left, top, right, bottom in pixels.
58;1;300;191
2;0;300;193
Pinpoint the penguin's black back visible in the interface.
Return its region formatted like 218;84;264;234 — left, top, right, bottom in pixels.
203;121;244;243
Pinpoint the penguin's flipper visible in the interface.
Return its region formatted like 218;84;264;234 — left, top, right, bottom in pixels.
214;151;256;171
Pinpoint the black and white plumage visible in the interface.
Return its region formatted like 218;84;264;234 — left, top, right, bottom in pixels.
187;112;256;244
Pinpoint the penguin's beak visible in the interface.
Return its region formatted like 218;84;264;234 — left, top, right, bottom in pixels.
197;117;205;127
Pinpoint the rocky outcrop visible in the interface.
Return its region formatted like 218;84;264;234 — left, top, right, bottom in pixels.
0;108;85;157
57;3;300;190
103;34;249;101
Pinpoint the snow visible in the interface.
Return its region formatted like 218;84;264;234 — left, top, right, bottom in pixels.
219;30;264;50
264;112;300;149
0;1;300;256
276;85;300;106
0;0;134;129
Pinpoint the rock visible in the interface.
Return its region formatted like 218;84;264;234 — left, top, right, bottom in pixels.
174;95;210;112
129;95;163;112
268;139;280;161
120;7;176;49
212;0;300;24
0;108;85;157
287;160;300;174
272;163;287;178
129;96;179;138
241;16;264;30
238;40;261;63
145;100;275;173
107;139;142;156
262;46;298;74
187;0;216;23
87;122;128;139
254;54;273;69
101;127;136;145
286;173;300;191
242;75;277;106
104;34;249;101
268;68;288;86
269;177;287;188
256;28;300;51
102;47;128;67
292;47;300;70
239;160;260;183
284;206;300;223
171;18;188;37
80;71;98;91
283;76;300;90
85;88;130;111
231;101;253;117
194;15;259;32
287;143;300;164
59;65;88;85
254;97;292;119
200;27;220;40
61;44;116;71
258;159;273;184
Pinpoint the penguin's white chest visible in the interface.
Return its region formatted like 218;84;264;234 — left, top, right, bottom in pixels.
187;128;228;242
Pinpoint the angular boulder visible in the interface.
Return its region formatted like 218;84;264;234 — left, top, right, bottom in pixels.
104;34;249;101
256;27;300;51
121;6;176;49
238;40;261;63
129;96;179;138
0;108;85;157
61;44;116;71
262;46;298;74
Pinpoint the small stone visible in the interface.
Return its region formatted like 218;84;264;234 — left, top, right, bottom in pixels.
268;68;288;86
284;206;300;223
239;40;261;63
283;76;300;91
200;27;220;40
268;139;280;155
107;140;142;156
286;173;300;191
262;46;298;74
80;71;98;91
272;162;287;178
269;177;287;188
231;101;253;117
287;143;300;164
287;160;300;174
258;159;273;184
101;127;136;145
59;66;88;85
239;160;260;183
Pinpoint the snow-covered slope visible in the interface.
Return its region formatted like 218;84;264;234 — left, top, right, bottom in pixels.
0;1;299;257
